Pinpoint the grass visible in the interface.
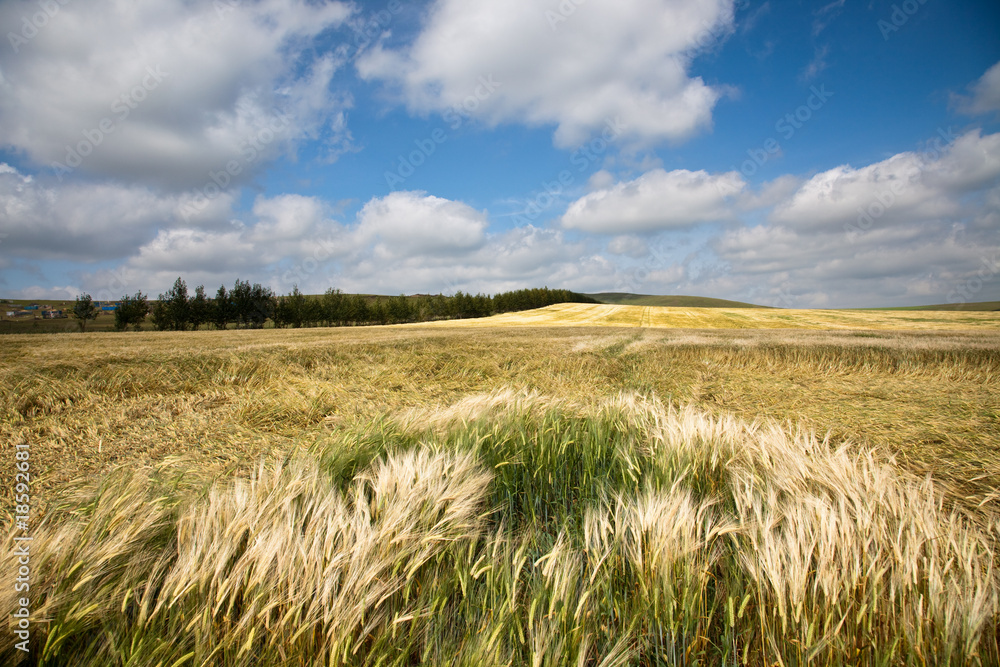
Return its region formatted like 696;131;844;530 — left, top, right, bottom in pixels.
2;394;997;665
2;310;999;665
863;301;1000;312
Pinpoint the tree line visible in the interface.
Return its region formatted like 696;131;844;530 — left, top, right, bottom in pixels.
70;278;597;331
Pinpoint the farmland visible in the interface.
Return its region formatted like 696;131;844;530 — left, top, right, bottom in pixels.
424;302;1000;330
2;306;999;665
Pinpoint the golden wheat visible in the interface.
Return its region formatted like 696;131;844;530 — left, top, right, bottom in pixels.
3;392;997;665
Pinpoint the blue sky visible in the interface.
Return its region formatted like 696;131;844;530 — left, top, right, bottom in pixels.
1;0;999;307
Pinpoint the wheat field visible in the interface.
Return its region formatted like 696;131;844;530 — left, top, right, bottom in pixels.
428;303;1000;330
2;307;999;665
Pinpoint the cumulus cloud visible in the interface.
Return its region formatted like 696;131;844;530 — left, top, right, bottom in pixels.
770;130;1000;230
0;163;214;260
708;219;999;308
608;235;649;258
561;168;744;233
0;0;353;190
12;188;601;298
953;60;1000;116
357;0;735;148
353;191;488;260
339;223;607;296
704;132;1000;307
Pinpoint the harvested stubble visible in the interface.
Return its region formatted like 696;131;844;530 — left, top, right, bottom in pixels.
2;392;997;666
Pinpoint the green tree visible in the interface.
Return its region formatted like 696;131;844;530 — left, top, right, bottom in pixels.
149;299;170;331
159;277;190;330
72;293;100;332
387;295;413;324
322;288;346;326
189;285;209;330
303;296;323;327
347;294;370;325
285;285;307;328
213;285;232;330
230;279;253;328
231;279;275;328
114;292;148;331
368;297;387;325
249;283;276;328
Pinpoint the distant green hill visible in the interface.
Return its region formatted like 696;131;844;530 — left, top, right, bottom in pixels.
587;293;768;308
862;301;1000;312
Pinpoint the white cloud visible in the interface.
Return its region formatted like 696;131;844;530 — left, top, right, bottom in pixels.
709;219;1000;308
608;235;649;257
800;45;829;82
40;188;614;298
0;163;210;260
7;125;998;308
0;0;353;189
811;0;844;36
953;60;1000;116
117;193;347;292
357;0;735;148
704;133;1000;308
130;228;257;274
354;191;488;259
587;170;616;191
561;168;744;233
771;130;1000;230
277;215;605;296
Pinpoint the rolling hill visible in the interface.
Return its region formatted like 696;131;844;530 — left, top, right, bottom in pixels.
587;293;1000;311
587;292;768;308
864;301;1000;312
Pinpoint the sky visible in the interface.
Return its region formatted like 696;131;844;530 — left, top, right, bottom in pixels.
1;0;999;308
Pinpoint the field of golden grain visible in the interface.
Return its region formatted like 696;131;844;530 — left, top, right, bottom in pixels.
2;306;998;665
430;302;1000;330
